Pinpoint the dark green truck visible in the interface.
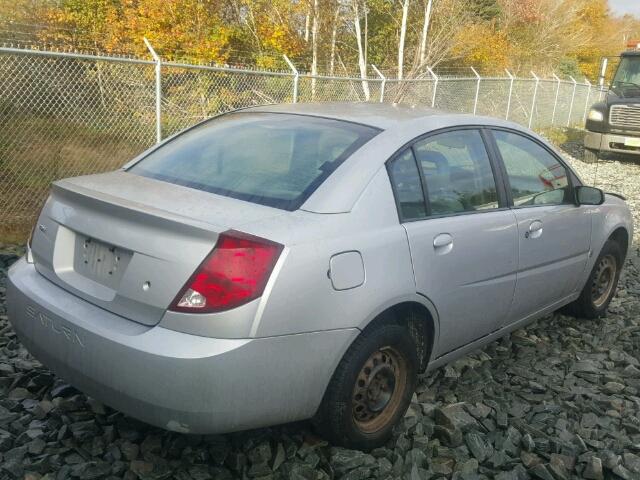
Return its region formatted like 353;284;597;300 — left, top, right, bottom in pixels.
584;47;640;162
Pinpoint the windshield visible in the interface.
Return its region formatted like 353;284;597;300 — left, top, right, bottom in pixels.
611;56;640;98
129;112;379;210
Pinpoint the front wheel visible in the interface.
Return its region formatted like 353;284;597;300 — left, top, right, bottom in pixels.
565;240;622;318
583;148;599;164
314;324;418;450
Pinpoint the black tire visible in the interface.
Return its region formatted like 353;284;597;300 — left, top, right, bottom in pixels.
314;324;418;450
583;148;599;164
565;239;623;319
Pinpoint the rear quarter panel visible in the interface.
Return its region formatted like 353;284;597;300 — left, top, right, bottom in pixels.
240;167;420;338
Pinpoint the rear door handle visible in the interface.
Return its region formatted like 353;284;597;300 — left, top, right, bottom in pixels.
525;220;543;239
433;233;453;254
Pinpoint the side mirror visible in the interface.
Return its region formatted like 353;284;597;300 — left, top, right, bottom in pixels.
576;186;605;205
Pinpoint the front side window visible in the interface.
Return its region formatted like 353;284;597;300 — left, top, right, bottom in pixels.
129;112;379;210
413;130;499;215
493;130;571;207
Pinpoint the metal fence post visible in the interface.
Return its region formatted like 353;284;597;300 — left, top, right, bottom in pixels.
283;55;299;103
551;73;561;126
471;66;481;115
143;37;162;144
529;71;539;129
582;79;592;123
427;67;438;108
505;69;514;120
567;76;577;127
371;64;386;103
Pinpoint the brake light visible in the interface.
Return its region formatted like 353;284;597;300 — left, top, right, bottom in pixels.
169;230;283;314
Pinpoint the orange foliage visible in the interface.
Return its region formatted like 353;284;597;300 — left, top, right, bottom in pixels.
453;24;510;74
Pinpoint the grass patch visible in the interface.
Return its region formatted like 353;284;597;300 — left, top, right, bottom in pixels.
0;115;152;243
538;127;585;146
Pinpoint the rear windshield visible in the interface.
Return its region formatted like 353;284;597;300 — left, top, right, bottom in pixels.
128;112;379;210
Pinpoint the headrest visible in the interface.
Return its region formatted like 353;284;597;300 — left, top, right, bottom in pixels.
416;149;449;174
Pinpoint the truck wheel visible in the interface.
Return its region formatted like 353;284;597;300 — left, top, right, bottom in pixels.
314;324;418;450
583;149;599;164
565;240;622;319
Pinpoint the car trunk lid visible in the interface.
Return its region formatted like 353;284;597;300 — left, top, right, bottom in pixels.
30;171;284;326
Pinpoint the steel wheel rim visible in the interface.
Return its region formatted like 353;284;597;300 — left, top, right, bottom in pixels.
352;346;407;434
591;254;617;308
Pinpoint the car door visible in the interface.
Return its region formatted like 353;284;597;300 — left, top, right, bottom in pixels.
489;129;592;324
388;129;518;356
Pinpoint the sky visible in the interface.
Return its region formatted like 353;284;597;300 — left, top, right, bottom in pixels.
609;0;640;17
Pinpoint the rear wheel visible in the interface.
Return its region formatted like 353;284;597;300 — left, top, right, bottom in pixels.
583;148;599;164
565;240;622;319
314;324;418;450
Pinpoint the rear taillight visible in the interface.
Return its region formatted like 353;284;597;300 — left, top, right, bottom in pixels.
169;230;283;314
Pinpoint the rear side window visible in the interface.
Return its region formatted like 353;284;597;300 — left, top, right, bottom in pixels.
129;113;379;210
493;130;571;206
388;149;427;220
413;130;499;215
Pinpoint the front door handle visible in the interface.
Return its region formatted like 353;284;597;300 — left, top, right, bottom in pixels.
525;220;543;239
433;233;453;254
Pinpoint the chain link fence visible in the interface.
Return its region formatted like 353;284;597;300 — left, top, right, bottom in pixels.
0;46;600;242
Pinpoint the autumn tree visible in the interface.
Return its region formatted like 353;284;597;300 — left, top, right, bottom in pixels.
1;0;639;81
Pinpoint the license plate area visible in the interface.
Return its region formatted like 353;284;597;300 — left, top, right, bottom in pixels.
73;236;130;289
624;137;640;147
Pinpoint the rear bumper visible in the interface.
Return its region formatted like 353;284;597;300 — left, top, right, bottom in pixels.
584;130;640;155
7;258;357;434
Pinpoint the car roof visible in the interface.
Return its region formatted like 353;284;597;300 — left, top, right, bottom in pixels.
244;102;449;130
244;101;527;135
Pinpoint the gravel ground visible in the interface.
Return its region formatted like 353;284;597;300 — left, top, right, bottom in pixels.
1;145;639;480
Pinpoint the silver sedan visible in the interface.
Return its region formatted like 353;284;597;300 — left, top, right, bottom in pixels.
7;103;633;450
